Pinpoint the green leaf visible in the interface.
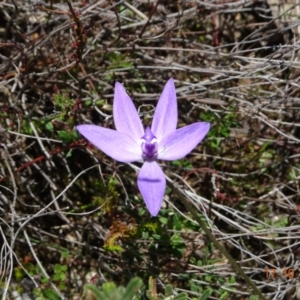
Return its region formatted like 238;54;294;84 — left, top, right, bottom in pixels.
159;217;168;225
122;277;143;300
14;267;24;281
84;284;105;300
200;288;212;300
102;281;117;293
83;99;105;107
173;214;182;230
220;291;229;299
171;160;181;166
165;284;173;296
66;149;73;158
152;234;161;240
60;265;67;272
72;128;80;139
41;289;62;300
54;264;61;272
174;293;188;300
41;276;49;284
59;273;66;281
53;273;61;281
45;122;54;132
57;130;75;143
142;231;149;239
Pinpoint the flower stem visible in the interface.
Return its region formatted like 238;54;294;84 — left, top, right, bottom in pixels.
169;181;266;300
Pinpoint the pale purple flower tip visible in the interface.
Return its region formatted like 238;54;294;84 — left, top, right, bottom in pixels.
76;79;210;216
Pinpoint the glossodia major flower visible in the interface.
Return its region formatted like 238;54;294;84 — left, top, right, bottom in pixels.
76;79;210;216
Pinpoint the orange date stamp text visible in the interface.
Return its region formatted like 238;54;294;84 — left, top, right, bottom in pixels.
265;268;295;279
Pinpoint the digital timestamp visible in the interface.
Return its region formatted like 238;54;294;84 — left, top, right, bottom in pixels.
265;268;295;279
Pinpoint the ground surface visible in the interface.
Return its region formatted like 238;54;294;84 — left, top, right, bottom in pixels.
0;1;300;299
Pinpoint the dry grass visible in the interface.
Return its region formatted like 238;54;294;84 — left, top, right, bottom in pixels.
0;1;300;299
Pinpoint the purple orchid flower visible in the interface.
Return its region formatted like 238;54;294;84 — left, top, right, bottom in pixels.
76;79;210;216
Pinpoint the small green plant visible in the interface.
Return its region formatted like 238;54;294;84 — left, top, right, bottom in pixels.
83;277;143;300
146;277;188;300
31;263;67;299
199;107;239;149
171;159;192;168
36;289;62;300
52;264;67;291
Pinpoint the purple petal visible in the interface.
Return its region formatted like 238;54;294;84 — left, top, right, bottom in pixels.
113;82;144;142
137;161;166;217
151;78;178;141
157;122;210;160
77;125;141;162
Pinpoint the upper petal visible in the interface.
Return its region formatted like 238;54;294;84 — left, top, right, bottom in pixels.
157;122;210;160
113;82;144;142
151;78;178;141
77;124;141;163
137;161;166;217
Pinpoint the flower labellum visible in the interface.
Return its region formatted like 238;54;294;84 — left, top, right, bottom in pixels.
76;79;210;216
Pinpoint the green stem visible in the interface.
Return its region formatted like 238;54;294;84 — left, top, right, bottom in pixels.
169;181;266;300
